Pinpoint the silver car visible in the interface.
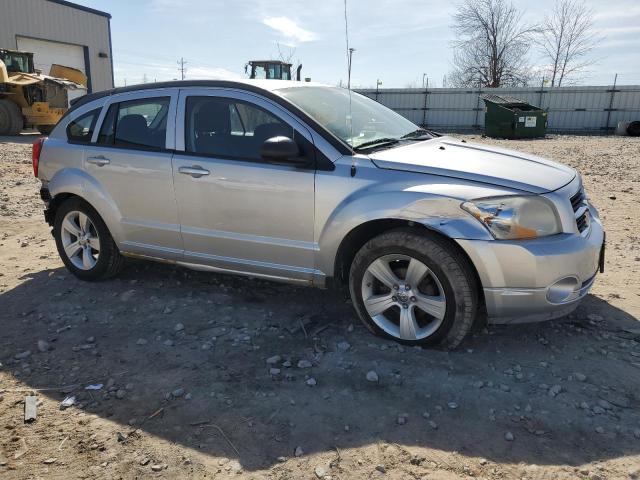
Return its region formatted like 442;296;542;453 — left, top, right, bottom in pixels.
33;80;605;348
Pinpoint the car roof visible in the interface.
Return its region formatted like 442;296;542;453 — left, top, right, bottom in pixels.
64;79;352;156
70;79;326;109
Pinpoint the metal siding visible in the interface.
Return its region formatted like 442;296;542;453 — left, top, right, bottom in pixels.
0;0;112;91
356;85;640;132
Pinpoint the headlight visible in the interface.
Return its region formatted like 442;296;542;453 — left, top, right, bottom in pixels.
461;196;561;240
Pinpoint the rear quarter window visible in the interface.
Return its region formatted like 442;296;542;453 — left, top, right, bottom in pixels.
66;108;100;143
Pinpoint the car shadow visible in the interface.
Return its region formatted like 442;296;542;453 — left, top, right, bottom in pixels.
1;261;639;472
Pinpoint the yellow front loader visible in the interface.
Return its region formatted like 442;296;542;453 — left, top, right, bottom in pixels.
0;49;87;135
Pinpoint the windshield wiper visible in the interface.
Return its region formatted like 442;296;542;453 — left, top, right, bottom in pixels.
353;137;400;151
401;128;436;139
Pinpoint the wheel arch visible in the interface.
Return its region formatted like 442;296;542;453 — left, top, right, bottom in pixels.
332;218;484;307
46;168;124;244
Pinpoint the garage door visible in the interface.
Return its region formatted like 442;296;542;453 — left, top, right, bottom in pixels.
16;36;85;77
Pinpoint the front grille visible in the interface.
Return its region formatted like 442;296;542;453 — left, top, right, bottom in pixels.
570;188;589;233
570;190;585;210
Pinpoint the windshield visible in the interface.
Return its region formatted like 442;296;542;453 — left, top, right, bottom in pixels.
277;86;430;149
0;51;32;73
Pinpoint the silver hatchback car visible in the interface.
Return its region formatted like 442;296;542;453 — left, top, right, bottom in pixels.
33;80;605;348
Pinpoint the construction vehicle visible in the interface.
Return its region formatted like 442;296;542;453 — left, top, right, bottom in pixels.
246;60;303;81
0;48;87;135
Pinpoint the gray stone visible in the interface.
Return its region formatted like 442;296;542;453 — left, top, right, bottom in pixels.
174;323;184;332
595;426;605;434
504;431;515;441
305;378;317;386
120;290;135;301
397;413;408;425
266;355;282;365
314;466;327;478
598;399;613;410
337;341;351;352
15;350;31;360
184;393;192;400
136;338;147;346
163;339;174;347
366;370;379;382
548;385;563;397
574;372;587;382
115;389;126;399
428;420;438;429
297;359;313;368
294;446;304;457
269;368;281;375
172;388;185;398
37;340;49;352
448;401;459;409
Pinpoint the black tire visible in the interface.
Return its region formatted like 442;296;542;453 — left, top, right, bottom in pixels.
349;229;478;349
627;121;640;137
53;197;125;281
0;99;24;135
37;125;54;135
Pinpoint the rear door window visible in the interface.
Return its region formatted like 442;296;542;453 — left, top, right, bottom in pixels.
97;97;170;150
67;108;100;143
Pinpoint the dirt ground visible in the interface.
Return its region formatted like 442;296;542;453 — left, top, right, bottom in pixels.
0;133;639;480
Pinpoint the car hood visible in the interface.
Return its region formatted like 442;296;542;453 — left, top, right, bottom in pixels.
369;136;576;194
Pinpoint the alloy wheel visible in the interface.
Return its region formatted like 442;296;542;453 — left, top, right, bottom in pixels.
361;254;447;341
60;210;101;270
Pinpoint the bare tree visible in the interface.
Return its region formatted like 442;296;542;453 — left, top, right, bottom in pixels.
449;0;536;88
275;42;296;64
537;0;598;86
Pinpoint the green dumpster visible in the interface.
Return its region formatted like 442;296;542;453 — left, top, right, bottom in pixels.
481;94;547;139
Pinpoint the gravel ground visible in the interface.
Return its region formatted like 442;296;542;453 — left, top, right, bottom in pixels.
0;134;639;479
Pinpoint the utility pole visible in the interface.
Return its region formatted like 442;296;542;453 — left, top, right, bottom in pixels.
177;57;187;80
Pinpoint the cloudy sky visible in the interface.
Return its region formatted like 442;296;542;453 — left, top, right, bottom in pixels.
78;0;640;88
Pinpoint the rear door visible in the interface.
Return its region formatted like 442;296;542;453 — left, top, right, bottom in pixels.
84;89;182;259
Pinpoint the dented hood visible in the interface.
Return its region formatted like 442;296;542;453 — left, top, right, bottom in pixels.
369;136;576;194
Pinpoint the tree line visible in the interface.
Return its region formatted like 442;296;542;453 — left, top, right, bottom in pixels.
449;0;600;88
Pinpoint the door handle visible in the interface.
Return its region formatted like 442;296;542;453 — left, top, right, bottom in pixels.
179;166;210;178
87;155;110;166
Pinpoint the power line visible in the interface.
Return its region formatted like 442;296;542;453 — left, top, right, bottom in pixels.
177;57;187;80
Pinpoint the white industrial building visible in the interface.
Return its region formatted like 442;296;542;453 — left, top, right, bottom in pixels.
0;0;113;92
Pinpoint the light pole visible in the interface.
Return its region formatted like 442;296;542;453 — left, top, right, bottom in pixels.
422;73;428;89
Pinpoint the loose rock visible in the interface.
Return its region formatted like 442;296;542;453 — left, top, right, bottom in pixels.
366;370;379;382
297;360;312;368
266;355;282;365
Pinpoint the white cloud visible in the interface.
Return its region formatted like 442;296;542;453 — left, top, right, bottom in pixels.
187;66;242;80
262;16;317;43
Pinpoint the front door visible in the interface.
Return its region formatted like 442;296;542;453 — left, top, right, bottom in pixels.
85;90;182;259
172;89;317;283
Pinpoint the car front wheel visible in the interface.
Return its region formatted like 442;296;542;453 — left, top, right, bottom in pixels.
349;229;478;349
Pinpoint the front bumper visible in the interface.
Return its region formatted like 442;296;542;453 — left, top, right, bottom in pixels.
456;215;605;324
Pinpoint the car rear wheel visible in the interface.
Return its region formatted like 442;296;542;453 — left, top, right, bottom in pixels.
54;198;124;281
349;229;478;349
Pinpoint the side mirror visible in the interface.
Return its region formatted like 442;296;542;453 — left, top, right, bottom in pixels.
261;136;309;167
